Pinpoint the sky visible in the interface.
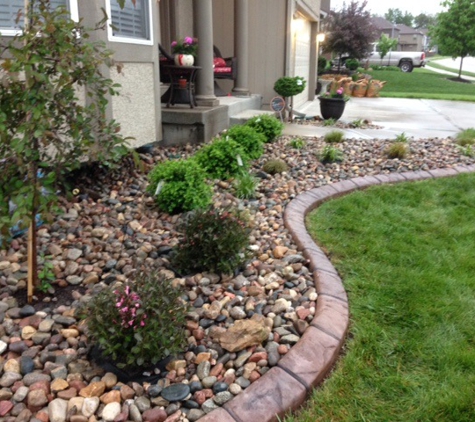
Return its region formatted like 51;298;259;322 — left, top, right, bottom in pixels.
330;0;445;16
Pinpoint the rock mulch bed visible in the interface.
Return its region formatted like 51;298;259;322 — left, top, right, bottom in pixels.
292;118;382;129
0;135;473;422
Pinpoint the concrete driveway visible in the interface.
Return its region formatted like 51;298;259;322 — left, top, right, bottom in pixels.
285;97;475;140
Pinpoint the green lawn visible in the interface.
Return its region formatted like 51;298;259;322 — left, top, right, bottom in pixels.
285;174;475;422
366;68;475;101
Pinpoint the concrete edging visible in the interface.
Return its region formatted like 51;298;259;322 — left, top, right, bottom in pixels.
200;165;475;422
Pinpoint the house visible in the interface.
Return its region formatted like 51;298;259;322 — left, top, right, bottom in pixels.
396;24;426;52
371;16;401;42
1;0;323;147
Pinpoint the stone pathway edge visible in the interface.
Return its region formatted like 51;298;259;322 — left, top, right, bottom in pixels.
199;165;475;422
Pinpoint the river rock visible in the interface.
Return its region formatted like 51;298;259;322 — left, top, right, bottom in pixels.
219;318;270;352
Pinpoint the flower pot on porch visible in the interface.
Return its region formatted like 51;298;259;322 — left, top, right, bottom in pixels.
174;54;194;66
318;97;346;120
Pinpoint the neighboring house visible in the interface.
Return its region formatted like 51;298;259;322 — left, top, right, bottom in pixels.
371;16;401;45
1;0;323;146
396;24;426;52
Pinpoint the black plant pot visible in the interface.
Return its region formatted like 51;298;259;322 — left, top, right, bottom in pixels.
318;97;346;120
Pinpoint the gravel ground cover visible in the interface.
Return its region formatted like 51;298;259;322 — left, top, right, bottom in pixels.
0;134;473;422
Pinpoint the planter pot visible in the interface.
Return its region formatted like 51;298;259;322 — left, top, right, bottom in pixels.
318;97;346;120
174;54;194;66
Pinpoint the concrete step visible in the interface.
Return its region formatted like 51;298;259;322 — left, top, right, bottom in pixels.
230;109;277;126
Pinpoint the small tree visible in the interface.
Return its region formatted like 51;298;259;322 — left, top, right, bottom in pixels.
273;76;306;121
323;1;377;70
430;0;475;79
377;34;398;64
0;0;130;301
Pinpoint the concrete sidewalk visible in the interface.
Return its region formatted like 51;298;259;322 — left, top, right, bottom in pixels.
284;97;475;140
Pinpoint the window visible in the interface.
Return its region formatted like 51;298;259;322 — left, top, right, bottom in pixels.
0;0;79;36
106;0;153;45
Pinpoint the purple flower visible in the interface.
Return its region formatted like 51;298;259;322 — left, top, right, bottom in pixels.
184;36;193;45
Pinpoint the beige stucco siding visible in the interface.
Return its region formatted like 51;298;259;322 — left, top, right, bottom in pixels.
110;63;157;148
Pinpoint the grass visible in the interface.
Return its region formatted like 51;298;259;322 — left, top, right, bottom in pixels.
366;68;475;101
427;57;475;79
286;174;475;422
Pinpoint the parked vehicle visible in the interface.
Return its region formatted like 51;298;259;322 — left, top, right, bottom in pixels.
332;43;426;73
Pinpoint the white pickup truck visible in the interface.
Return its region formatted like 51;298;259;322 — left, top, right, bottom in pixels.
333;44;426;73
365;43;426;72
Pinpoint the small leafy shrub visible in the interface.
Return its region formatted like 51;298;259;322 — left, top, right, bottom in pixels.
147;159;212;214
455;128;475;146
195;138;249;180
38;256;55;293
318;145;344;163
458;145;475;157
351;118;364;128
225;125;266;159
385;142;409;159
172;207;251;274
369;65;401;71
324;130;345;144
233;171;259;199
245;115;284;143
274;76;306;97
318;56;328;73
323;118;337;127
345;58;360;71
288;137;305;149
263;159;289;175
82;271;188;368
395;132;410;143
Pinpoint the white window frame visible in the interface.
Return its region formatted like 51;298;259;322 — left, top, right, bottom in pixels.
105;0;153;46
0;0;79;36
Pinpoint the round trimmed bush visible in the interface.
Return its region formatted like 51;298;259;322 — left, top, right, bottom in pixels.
147;158;212;214
195;138;249;180
245;114;284;143
274;76;306;98
225;125;265;159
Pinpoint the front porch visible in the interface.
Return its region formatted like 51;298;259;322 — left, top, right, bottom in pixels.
160;93;273;146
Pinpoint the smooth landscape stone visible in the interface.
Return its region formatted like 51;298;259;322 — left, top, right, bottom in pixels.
101;402;121;421
160;383;191;402
48;398;68;422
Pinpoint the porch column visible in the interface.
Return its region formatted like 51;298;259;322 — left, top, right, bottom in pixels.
194;0;218;106
232;0;249;96
308;21;318;101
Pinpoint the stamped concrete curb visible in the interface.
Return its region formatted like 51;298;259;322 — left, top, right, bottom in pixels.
200;165;475;422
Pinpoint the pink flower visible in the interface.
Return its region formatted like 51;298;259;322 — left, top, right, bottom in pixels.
140;320;145;327
171;41;177;48
184;36;193;45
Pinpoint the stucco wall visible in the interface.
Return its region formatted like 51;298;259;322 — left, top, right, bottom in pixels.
110;63;157;148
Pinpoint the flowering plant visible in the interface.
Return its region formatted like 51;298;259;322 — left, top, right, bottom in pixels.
319;86;350;101
81;271;188;368
171;36;198;55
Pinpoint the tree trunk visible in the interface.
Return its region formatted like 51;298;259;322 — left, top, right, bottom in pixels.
459;56;464;79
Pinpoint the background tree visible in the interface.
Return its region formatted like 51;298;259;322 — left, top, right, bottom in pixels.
414;13;437;29
0;0;130;301
384;8;414;26
377;34;398;64
430;0;475;79
323;1;377;66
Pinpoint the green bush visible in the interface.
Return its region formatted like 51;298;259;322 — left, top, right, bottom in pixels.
225;125;266;159
172;207;251;274
274;76;306;97
323;118;337;127
395;132;410;143
324;130;345;143
385;142;409;159
263;159;289;174
455;128;475;146
345;58;360;71
147;159;212;215
318;56;328;73
318;145;344;163
195;138;249;180
288;137;305;149
82;272;188;368
233;171;259;199
245;115;284;143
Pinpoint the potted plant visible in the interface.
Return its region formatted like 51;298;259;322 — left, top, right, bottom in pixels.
318;86;350;120
171;36;198;66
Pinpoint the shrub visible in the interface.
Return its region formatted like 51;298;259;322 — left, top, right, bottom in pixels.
323;118;337;127
195;138;249;180
351;118;365;128
82;271;188;368
245;115;284;143
288;138;305;149
233;171;259;199
263;159;289;174
225;125;266;159
147;159;212;214
318;56;328;73
345;58;360;71
458;145;475;157
274;76;306;97
395;132;410;143
324;130;345;143
455;128;475;146
385;142;409;159
318;145;344;163
172;207;251;274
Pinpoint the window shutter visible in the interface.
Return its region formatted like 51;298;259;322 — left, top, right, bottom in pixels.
110;0;150;40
